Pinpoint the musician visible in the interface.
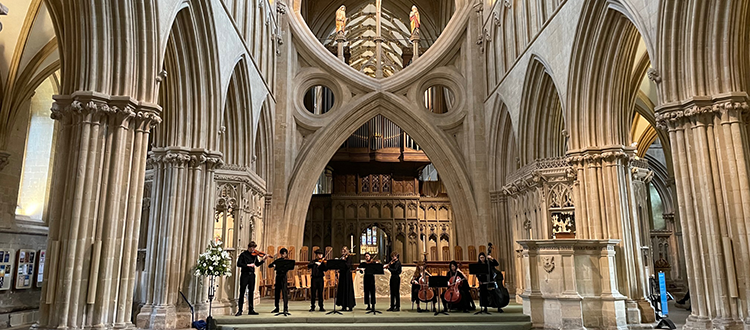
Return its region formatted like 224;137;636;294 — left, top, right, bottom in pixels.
383;251;402;311
411;263;435;312
442;261;473;312
268;248;290;313
336;247;356;311
308;250;328;312
358;252;377;311
478;252;503;312
236;241;267;316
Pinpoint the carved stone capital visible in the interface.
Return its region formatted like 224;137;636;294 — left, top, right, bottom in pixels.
276;0;287;14
0;150;9;172
0;3;8;31
148;147;223;170
51;92;162;129
567;146;636;166
655;95;749;129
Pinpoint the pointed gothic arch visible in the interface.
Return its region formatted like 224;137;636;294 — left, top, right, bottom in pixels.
487;97;519;190
154;4;222;150
275;93;481;248
518;55;565;165
566;2;647;150
220;57;254;168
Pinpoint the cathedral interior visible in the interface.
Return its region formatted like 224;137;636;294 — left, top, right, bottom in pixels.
0;0;748;329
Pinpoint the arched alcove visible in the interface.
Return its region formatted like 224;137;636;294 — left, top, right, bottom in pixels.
518;56;565;165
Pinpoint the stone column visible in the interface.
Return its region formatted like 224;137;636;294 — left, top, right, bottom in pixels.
136;147;222;329
336;32;346;61
34;92;160;330
568;148;654;324
656;95;750;329
491;191;515;295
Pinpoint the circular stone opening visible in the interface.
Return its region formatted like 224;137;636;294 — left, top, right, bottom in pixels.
423;85;455;114
303;85;336;114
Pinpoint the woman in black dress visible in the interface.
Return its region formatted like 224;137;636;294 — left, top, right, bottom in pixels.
442;260;474;312
336;246;356;311
411;263;435;312
478;252;502;312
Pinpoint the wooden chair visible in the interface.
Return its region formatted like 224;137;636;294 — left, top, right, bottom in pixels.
300;246;309;262
288;246;295;260
454;245;463;261
296;274;305;300
257;271;266;296
468;246;477;262
302;273;311;300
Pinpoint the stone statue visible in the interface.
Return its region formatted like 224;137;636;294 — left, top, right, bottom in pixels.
409;5;420;33
0;3;8;32
336;5;347;35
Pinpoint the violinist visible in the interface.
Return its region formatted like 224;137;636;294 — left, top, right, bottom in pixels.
442;261;473;312
236;241;268;316
411;263;435;312
307;249;327;312
383;251;402;311
336;247;356;311
358;252;377;311
268;248;289;314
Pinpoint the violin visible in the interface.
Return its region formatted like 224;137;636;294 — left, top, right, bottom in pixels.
251;250;273;259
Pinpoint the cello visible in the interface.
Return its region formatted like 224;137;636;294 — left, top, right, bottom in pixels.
443;264;462;304
417;254;434;302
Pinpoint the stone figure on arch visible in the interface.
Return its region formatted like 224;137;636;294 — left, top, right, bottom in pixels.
410;5;421;34
336;5;347;36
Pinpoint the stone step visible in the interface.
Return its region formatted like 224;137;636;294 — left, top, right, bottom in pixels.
220;321;531;330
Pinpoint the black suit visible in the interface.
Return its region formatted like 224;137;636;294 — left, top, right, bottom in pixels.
387;260;402;309
237;250;264;313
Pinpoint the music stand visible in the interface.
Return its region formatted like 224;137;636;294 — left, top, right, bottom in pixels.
271;259;296;316
325;259;348;315
469;263;491;315
428;275;449;316
362;263;384;315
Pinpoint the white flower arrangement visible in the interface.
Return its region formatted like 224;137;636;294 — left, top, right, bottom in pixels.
194;239;233;277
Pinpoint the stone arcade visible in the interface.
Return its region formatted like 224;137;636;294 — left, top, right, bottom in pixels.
0;0;748;329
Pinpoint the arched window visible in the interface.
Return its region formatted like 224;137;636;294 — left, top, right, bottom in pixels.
15;74;59;223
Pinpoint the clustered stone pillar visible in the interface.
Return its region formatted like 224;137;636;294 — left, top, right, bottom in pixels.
35;92;160;330
656;95;750;330
137;147;223;330
567;148;654;324
490;191;515;295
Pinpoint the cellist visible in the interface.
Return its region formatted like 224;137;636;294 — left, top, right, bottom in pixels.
410;262;435;312
442;260;473;312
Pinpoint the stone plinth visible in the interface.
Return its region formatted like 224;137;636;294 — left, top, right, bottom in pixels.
518;239;628;330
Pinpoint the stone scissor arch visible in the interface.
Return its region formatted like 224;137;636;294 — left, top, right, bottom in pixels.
274;93;481;249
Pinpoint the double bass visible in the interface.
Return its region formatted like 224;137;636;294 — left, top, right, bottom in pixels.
486;243;510;308
443;265;462;303
417;254;434;302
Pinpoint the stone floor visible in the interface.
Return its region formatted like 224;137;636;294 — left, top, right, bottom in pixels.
666;300;690;328
214;298;531;330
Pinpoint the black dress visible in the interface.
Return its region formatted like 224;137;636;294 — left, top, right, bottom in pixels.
478;258;501;307
411;271;436;304
336;255;356;309
441;270;474;311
